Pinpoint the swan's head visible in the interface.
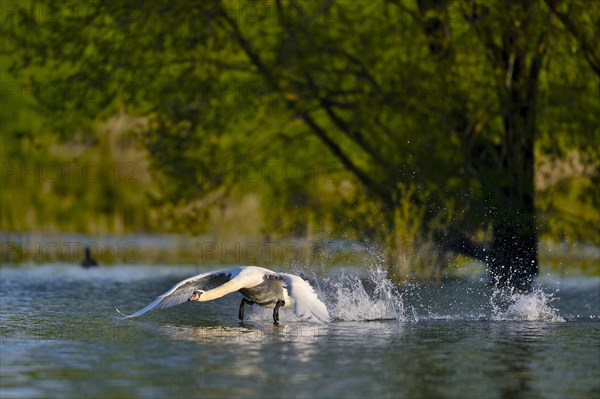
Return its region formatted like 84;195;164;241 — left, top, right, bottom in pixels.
188;290;205;302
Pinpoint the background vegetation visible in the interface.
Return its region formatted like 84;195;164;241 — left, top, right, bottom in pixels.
1;0;598;283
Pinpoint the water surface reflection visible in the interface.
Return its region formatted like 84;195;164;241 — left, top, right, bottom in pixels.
1;264;598;399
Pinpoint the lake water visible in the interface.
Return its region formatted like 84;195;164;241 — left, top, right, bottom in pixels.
1;264;599;399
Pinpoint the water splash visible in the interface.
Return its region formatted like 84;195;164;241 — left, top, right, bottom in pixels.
248;265;567;323
321;267;405;322
244;266;404;323
492;287;565;322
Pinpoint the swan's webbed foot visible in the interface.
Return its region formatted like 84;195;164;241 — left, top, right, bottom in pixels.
239;298;254;321
273;300;285;326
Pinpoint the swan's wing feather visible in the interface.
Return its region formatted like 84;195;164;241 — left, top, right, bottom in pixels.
116;268;238;319
279;273;331;323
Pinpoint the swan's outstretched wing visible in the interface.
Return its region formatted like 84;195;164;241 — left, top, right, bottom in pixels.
116;267;241;319
279;273;331;323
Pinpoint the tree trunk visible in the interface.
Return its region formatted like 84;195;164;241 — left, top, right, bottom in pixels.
488;192;539;291
487;130;539;290
489;224;538;291
487;48;541;291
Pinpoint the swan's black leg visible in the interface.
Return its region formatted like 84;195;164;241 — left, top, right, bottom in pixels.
239;298;254;321
273;300;285;326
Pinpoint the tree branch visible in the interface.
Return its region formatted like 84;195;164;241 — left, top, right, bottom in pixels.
216;1;392;206
434;228;489;263
545;0;600;76
299;111;393;206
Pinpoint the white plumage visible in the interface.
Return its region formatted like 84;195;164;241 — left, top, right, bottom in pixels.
116;266;330;324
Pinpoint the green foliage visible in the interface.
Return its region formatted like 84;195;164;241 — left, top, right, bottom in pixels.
1;1;598;276
0;62;155;234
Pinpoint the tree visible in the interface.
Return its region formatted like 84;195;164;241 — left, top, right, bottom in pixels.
3;0;598;289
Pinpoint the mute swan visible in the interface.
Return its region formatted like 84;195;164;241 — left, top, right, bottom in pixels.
116;266;330;325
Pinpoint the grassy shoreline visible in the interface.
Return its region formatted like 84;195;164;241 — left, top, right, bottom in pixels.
2;232;598;277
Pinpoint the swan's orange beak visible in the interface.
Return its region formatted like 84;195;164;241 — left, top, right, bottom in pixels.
188;291;201;302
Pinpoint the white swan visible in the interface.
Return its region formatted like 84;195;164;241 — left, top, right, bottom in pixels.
116;266;330;324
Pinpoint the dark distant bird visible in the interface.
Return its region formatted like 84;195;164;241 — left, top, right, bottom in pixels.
81;246;98;268
116;266;330;325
